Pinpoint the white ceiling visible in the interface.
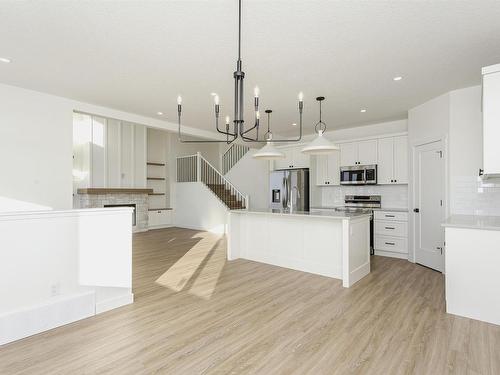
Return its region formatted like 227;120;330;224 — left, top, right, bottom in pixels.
1;0;500;136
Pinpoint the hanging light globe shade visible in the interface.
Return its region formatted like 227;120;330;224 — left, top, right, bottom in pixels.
301;96;339;155
253;142;285;159
301;130;339;155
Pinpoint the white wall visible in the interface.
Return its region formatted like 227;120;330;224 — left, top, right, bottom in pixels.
0;207;133;345
0;84;73;211
408;93;450;145
323;119;408;142
167;134;222;212
174;182;228;233
224;149;270;209
0;83;223;213
449;86;500;215
406;85;500;261
319;185;408;209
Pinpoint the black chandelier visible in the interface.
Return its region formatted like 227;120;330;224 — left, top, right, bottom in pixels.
177;0;304;144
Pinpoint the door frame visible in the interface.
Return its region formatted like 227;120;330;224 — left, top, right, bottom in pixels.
408;136;449;268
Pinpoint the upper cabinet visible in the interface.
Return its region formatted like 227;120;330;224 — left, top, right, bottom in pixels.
482;64;500;177
273;145;310;170
340;140;377;166
377;136;408;184
315;151;340;186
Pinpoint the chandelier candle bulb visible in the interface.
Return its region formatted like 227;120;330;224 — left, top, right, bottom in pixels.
225;116;230;125
177;95;182;105
214;95;219;105
254;86;259;97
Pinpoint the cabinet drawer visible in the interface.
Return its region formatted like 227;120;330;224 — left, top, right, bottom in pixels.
374;210;408;222
374;235;408;253
148;210;172;227
374;220;407;237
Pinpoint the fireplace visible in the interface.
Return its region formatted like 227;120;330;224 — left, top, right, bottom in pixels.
104;204;137;226
77;189;150;232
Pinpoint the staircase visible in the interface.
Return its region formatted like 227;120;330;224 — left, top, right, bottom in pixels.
221;144;250;175
177;153;248;210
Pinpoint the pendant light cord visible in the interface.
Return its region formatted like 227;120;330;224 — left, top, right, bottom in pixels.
315;97;327;134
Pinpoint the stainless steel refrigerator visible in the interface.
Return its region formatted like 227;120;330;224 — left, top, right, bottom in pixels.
270;168;310;211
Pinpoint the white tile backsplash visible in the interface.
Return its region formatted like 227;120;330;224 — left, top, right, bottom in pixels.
451;176;500;216
320;184;408;208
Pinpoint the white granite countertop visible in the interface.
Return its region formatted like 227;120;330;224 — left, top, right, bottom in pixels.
231;208;372;220
442;215;500;231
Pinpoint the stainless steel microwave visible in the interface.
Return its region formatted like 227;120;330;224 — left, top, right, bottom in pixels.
340;165;377;185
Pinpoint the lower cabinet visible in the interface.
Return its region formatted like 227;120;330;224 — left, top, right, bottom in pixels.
148;209;172;228
374;210;408;258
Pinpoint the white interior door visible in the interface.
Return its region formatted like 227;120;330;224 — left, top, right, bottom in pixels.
414;141;445;272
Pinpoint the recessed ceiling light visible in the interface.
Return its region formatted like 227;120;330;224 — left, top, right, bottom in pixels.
360;109;367;113
292;123;297;126
393;76;403;81
157;111;163;116
0;57;11;63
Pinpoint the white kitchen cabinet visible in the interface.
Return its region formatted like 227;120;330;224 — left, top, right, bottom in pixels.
340;142;358;166
374;210;408;258
340;140;377;166
315;151;340;186
148;209;172;228
273;145;310;169
376;136;408;184
482;64;500;176
358;140;378;165
393;136;408;183
377;137;394;184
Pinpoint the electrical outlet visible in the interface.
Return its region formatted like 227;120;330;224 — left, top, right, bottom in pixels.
50;282;60;297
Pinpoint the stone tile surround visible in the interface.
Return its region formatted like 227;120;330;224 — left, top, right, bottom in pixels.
78;193;149;232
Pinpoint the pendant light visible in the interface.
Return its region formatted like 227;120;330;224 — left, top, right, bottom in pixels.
176;0;304;144
301;97;339;154
253;110;285;159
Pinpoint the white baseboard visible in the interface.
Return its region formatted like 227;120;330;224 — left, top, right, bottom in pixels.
96;292;134;314
343;262;370;288
175;224;227;234
374;250;408;260
147;224;173;230
0;291;95;346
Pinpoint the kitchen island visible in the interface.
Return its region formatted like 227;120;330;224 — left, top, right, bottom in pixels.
228;209;371;287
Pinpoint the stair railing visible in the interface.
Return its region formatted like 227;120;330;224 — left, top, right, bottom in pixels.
221;144;250;175
176;153;248;209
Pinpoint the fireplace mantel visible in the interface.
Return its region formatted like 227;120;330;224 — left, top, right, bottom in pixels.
77;188;153;195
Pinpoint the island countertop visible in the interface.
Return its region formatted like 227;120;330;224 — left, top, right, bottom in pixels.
231;208;372;220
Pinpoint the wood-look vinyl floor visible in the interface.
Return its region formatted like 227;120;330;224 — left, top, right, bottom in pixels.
1;227;500;374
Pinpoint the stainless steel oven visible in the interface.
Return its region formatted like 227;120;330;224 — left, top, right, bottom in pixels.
340;165;377;185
